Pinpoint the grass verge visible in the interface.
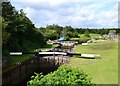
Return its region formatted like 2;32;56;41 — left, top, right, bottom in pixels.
67;40;118;84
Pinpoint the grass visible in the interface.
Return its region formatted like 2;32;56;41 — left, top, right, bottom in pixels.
10;54;33;65
70;34;100;41
79;34;100;38
70;38;80;41
42;44;58;48
66;40;118;84
40;44;59;51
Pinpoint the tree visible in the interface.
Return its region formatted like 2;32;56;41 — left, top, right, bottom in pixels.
40;24;63;40
2;2;45;56
1;17;10;44
84;29;90;38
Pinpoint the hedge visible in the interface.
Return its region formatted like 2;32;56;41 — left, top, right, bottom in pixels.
27;65;94;86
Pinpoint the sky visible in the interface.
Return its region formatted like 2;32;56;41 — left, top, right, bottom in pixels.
11;0;119;28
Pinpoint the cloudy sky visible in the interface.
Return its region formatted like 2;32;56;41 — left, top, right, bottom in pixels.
11;0;119;28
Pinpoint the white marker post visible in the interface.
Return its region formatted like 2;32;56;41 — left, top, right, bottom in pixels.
81;54;100;57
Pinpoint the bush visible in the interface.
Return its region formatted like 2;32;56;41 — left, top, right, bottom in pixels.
78;37;91;44
84;30;91;38
27;65;93;86
65;36;70;41
94;37;99;40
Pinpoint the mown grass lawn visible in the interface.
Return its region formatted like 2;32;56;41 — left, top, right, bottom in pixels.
79;33;100;38
67;40;118;84
70;34;100;41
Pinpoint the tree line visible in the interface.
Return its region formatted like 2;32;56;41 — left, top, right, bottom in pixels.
39;24;119;41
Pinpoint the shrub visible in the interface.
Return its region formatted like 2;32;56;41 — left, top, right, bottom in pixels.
84;30;91;38
27;65;93;86
94;37;99;40
78;37;91;44
65;36;70;41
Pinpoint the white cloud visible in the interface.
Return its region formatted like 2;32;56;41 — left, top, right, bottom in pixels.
24;7;35;19
11;0;119;28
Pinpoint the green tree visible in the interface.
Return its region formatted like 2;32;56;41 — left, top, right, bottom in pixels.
84;29;90;38
2;2;45;56
63;26;79;40
41;24;63;40
1;17;10;44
